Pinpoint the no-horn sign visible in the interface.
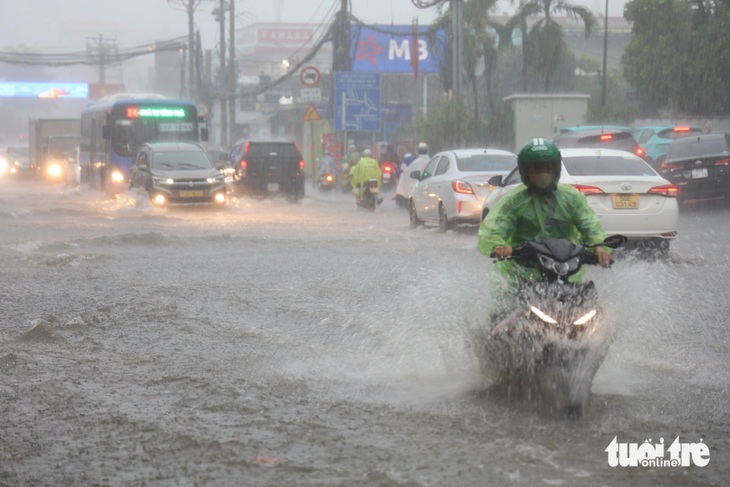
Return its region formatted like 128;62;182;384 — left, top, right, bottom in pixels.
299;66;320;87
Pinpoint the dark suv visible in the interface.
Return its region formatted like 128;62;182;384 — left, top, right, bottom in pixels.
662;133;730;204
553;129;646;159
229;140;305;201
129;142;230;207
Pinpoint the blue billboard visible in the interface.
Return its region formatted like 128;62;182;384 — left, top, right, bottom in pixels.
350;25;446;75
0;82;89;98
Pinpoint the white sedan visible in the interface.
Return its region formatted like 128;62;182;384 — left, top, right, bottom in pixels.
482;148;679;251
409;148;517;232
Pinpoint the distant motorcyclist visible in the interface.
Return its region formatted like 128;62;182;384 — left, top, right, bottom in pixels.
317;151;336;178
379;142;400;170
477;139;610;294
396;152;414;178
349;148;383;205
395;142;430;208
341;144;360;193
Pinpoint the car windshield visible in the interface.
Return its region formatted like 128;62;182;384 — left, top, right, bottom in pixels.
669;138;728;159
563;155;656;176
152;150;213;170
456;154;516;172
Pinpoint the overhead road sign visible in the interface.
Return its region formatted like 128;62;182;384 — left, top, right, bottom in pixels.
334;72;381;133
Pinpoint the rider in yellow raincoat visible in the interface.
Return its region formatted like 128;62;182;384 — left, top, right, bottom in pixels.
478;139;610;295
348;149;382;203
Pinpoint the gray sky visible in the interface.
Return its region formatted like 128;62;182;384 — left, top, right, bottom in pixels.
0;0;628;51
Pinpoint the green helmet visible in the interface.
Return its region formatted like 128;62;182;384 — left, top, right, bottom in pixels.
517;138;562;193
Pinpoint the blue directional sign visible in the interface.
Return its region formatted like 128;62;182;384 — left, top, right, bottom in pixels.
334;72;381;132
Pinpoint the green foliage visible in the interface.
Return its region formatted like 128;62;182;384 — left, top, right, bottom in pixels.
622;0;730;115
415;97;489;152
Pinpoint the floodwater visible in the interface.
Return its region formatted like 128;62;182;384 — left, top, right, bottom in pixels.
1;178;727;486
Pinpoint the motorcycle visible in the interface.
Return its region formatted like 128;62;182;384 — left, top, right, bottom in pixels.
380;162;396;191
354;178;381;211
317;172;336;191
476;235;626;418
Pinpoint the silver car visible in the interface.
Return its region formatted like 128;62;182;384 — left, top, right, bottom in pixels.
409;148;517;232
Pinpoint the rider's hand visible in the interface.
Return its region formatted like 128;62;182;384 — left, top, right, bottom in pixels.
595;246;611;268
493;245;513;258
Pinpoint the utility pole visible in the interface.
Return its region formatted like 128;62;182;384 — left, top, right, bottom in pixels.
601;0;609;107
86;35;117;84
333;0;351;72
214;0;228;148
167;1;214;100
228;0;236;144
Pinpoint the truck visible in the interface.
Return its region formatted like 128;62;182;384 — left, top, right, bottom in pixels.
28;118;81;181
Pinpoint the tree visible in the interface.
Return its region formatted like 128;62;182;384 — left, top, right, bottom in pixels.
510;0;596;92
621;0;691;114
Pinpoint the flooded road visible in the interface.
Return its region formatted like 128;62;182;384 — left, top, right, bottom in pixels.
1;178;728;486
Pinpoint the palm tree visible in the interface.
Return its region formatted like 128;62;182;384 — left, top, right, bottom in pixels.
510;0;597;92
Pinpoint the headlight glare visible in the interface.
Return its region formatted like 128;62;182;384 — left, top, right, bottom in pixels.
530;306;558;324
572;309;597;326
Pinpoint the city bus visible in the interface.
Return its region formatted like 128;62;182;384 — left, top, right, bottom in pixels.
79;94;208;193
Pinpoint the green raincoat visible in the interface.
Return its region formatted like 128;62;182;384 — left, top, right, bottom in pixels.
478;183;607;292
348;156;382;198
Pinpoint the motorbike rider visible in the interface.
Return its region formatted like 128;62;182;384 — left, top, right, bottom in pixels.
341;144;360;193
394;142;429;208
317;151;337;179
348;148;383;205
478;138;611;293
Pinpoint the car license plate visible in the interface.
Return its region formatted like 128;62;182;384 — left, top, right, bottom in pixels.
383;173;391;181
267;183;279;192
611;193;639;209
692;168;708;179
179;190;204;198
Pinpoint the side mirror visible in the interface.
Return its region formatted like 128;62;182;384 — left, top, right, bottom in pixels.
488;175;503;187
602;235;627;249
410;170;421;180
137;164;148;172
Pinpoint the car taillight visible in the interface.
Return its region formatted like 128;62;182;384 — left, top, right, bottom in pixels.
661;161;683;172
636;147;645;158
571;184;604;195
648;184;679;197
599;134;613;141
239;160;248;171
714;158;730;166
299;160;306;170
673;126;691;133
452;180;474;194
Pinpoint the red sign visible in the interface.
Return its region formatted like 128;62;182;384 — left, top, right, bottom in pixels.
299;66;320;87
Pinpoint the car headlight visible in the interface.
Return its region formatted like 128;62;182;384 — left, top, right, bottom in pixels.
153;177;174;186
207;175;225;184
47;162;64;177
110;170;125;183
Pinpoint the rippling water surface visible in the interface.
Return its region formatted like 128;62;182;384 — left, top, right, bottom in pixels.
0;179;727;486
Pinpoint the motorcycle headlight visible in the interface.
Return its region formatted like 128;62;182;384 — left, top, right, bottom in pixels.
153;177;174;186
530;306;557;324
572;309;597;326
